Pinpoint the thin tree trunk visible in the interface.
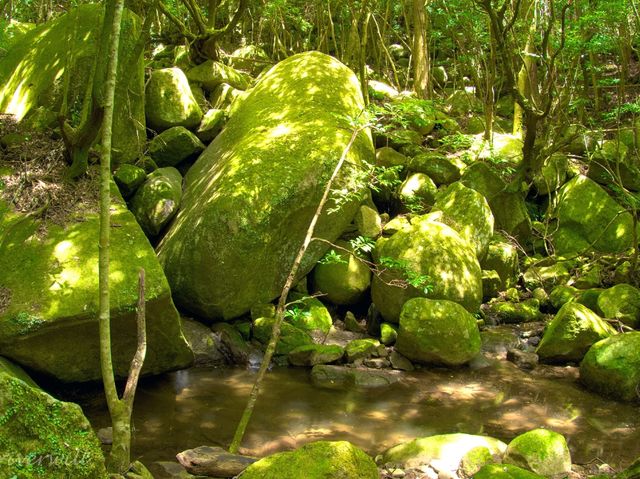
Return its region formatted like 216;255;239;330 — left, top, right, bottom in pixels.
229;125;366;454
412;0;431;99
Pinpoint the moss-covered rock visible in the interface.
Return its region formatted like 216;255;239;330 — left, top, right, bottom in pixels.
398;172;438;212
597;283;640;328
580;332;640;402
288;344;344;366
409;153;461;184
186;60;251;92
588;140;640;192
396;298;481;366
533;153;568;195
130;167;183;237
375;147;409;168
311;240;371;306
157;52;373;320
536;302;617;362
148;126;205;168
195;108;226;143
0;5;145;164
252;318;313;355
380;433;506;470
0;356;38;388
0;189;193;382
368;80;400;101
488;192;531;242
354;204;382;238
114;164;147;199
480;238;519;290
380;322;398;345
503;429;571;477
458;446;495;477
485;299;541;324
372;217;482;322
345;338;380;362
433;182;494;259
523;260;572;291
0;372;107;478
483;269;502;299
145;67;203;132
474;464;545;479
552;175;636;255
239;440;378;479
460;161;505;201
549;284;579;310
229;45;271;75
286;293;332;334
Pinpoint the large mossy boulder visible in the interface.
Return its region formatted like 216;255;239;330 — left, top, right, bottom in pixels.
536;303;617;362
311;240;371;306
145;67;203;132
0;192;193;382
580;332;640;402
130;167;183;237
480;237;519;290
0;371;107;478
503;429;572;477
433;182;494;259
396;298;481;366
0;5;145;164
597;283;640;329
380;433;507;470
371;215;482;322
551;175;636;255
239;440;378;479
157;52;373;320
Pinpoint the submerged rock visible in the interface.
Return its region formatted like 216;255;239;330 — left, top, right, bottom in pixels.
288;344;344;366
396;298;481;366
145;67;203;132
0;370;107;478
157;52;373;320
372;216;482;322
503;429;572;477
311;364;402;389
580;332;640;402
239;440;379;479
0;192;193;382
0;5;145;164
176;446;256;477
536;303;617;362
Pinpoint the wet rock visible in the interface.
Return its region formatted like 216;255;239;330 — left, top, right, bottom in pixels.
481;326;520;354
344;311;367;333
580;332;640;402
311;364;402;389
536;303;616;363
503;429;572;477
212;323;251;365
363;357;390;369
181;318;225;367
397;298;481;366
389;350;414;371
507;349;539;370
240;440;378;479
176;445;256;477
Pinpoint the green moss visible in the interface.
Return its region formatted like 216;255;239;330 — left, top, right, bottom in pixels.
0;373;107;478
536;302;616;362
503;429;571;477
372;217;482;322
474;464;545;479
480;238;519;290
459;446;494;477
0;5;145;163
148;126;205;168
380;433;506;469
460;161;505;201
130;167;183;237
380;322;398;345
0;357;38;388
157;52;374;320
597;284;640;328
486;299;541;324
253;318;313;355
0;187;193;382
286;292;333;333
288;344;344;366
580;332;640;402
549;285;579;310
114;164;147;199
145;67;203;132
186;60;251;91
345;338;380;362
240;440;378;479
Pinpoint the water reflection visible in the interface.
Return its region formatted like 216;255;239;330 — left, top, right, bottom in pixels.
82;361;640;468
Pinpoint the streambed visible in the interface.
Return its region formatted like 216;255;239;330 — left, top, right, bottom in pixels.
80;359;640;471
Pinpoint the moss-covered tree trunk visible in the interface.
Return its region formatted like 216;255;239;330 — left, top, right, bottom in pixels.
412;0;431;99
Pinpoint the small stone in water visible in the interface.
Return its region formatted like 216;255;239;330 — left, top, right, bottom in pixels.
507;349;539;370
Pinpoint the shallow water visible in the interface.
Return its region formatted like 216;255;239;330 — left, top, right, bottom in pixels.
82;360;639;469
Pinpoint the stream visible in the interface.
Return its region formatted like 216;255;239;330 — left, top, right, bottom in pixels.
78;358;640;472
